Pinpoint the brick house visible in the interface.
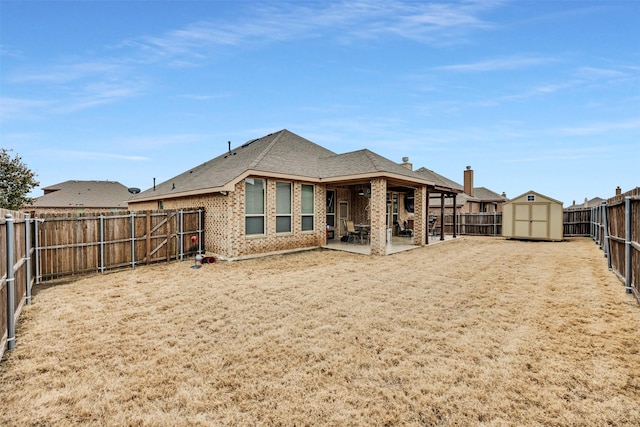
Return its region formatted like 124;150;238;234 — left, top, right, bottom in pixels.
128;129;461;259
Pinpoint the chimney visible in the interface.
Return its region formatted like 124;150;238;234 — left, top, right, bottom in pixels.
615;186;622;196
400;156;413;171
463;166;474;197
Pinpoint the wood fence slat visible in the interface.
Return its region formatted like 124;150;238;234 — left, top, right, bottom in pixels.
33;209;204;280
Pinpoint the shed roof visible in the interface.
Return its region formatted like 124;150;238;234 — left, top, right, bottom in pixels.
506;190;563;206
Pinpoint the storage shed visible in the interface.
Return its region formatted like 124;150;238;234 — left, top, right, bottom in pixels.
502;191;563;241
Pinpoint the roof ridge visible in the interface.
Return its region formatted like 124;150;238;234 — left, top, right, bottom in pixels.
248;130;284;169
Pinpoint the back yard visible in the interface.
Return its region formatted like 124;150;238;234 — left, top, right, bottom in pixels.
1;237;639;426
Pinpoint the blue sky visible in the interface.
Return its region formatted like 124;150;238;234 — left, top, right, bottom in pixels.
1;0;638;205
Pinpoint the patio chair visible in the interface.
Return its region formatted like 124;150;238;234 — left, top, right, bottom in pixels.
396;220;413;238
429;217;439;236
345;220;363;244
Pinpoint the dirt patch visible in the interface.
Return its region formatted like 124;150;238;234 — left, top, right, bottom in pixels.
1;237;639;426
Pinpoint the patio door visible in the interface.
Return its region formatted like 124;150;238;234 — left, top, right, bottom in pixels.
339;201;349;235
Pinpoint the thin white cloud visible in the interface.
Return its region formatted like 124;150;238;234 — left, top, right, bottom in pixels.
56;81;144;113
0;97;53;121
124;1;502;63
9;60;127;84
436;55;556;72
556;118;640;136
40;149;149;162
575;66;628;80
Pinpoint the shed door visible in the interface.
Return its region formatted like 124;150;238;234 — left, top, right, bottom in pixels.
513;203;549;238
530;204;549;239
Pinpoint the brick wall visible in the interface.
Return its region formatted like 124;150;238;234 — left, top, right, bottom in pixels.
130;179;326;259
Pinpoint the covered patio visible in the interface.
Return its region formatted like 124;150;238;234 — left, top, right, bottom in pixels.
323;175;461;255
323;232;456;255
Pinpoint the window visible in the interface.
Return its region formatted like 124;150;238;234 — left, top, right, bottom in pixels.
245;178;265;235
527;194;536;202
301;184;314;231
276;181;292;233
326;190;335;228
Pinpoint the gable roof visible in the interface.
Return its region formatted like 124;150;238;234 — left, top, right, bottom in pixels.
506;190;563;206
566;197;604;210
320;149;433;183
132;129;440;202
29;180;131;209
415;167;464;191
134;130;336;201
473;186;506;201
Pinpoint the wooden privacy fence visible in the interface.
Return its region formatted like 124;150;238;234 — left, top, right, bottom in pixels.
436;213;503;237
599;188;640;301
563;208;591;237
2;208;204;358
589;188;640;302
1;210;32;361
35;209;204;280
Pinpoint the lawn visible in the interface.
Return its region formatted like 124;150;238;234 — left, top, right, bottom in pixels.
1;237;639;426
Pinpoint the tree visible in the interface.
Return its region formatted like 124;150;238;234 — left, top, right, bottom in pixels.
0;148;40;210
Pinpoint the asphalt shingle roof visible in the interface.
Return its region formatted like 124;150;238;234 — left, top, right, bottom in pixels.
134;130;337;199
414;167;463;191
133;129;436;201
30;180;131;208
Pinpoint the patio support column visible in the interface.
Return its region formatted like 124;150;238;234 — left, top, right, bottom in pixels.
440;193;445;241
426;188;430;245
414;185;426;246
452;194;457;238
369;177;387;256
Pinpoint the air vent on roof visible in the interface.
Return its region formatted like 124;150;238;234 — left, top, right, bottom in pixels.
241;138;260;148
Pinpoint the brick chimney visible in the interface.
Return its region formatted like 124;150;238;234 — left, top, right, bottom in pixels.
615;186;622;196
400;156;413;171
463;166;474;197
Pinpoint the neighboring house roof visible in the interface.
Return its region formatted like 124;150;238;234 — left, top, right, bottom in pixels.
473;186;507;202
29;180;131;209
566;197;604;210
415;168;506;207
132;129;442;202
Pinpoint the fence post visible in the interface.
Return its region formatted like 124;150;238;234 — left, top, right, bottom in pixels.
179;209;184;261
4;214;16;351
25;214;32;305
625;196;632;294
198;209;203;254
130;211;136;269
602;203;612;270
34;218;41;284
99;215;105;274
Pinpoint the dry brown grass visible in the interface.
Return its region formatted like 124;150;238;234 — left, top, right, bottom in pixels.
1;237;639;426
